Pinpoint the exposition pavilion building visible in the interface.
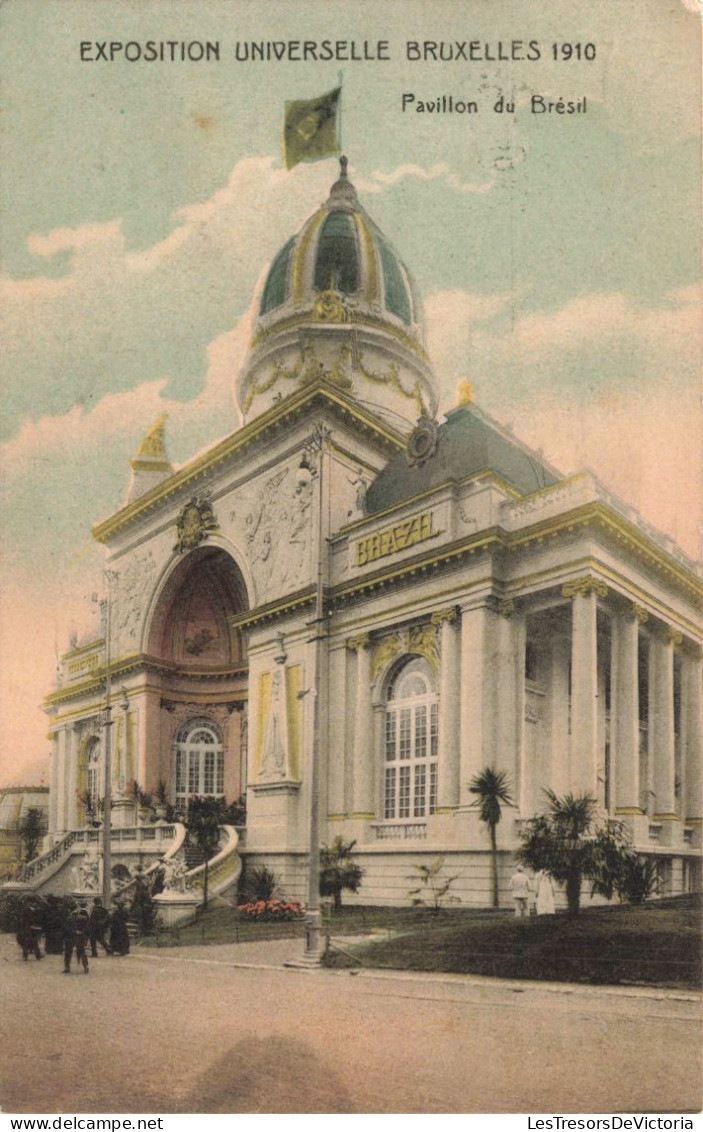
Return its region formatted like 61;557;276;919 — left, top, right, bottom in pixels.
14;159;702;910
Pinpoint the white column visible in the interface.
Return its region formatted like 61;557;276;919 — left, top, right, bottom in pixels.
613;607;643;813
65;725;80;829
48;731;60;834
549;634;571;797
326;645;347;819
651;627;679;818
684;648;702;821
494;602;525;804
562;576;606;796
432;607;461;810
459;602;497;805
348;634;374;817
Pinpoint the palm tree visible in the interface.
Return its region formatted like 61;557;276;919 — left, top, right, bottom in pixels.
319;837;364;911
519;790;600;915
469;768;514;908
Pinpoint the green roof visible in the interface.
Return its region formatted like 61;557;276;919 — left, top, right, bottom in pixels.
365;404;560;514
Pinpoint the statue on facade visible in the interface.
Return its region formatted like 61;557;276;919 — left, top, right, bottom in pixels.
75;849;100;892
261;668;287;779
161;855;189;894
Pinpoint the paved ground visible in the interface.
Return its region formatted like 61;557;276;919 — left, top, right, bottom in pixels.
1;932;700;1114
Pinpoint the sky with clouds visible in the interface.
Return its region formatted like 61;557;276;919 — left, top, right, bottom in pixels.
0;0;700;786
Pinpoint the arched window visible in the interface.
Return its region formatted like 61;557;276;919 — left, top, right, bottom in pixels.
174;720;224;806
85;738;102;802
384;658;438;820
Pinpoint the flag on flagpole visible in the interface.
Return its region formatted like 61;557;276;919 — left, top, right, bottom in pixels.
283;86;341;170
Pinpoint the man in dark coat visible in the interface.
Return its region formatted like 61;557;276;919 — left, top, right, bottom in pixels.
63;906;90;973
16;900;43;961
108;902;130;956
88;896;111;956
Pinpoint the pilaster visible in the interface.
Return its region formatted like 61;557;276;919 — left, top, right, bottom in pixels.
347;633;374;818
431;607;461;810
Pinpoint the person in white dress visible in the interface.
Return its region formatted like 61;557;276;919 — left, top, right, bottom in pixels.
535;870;556;915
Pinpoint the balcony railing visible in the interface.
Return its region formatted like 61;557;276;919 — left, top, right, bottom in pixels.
371;822;427;841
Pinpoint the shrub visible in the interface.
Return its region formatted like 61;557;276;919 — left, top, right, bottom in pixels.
243;864;280;902
407;857;460;914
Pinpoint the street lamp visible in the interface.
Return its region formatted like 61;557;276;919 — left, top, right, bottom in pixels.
94;569;118;906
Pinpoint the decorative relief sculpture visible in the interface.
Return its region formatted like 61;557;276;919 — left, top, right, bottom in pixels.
74;849;100;892
116;550;158;647
242;466;313;602
174;496;218;554
313;287;350;323
260;668;288;781
408;624;440;673
369;633;400;683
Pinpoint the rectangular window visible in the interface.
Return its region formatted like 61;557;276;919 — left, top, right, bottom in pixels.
216;754;224;796
413;763;426;817
188;752;199;796
430;702;438;758
415;706;427;760
203;751;215;795
399;708;411;760
429;762;437;814
385;713;396;761
399;765;411;818
384;767;396;819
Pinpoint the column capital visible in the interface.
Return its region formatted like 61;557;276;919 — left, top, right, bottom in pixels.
631;603;650;623
498;598;517;618
561;574;608;600
662;625;684;648
346;632;370;652
430;606;460;627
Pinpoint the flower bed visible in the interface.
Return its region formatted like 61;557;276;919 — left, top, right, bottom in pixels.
237;899;305;922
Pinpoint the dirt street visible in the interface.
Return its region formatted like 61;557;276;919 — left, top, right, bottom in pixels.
1;934;700;1114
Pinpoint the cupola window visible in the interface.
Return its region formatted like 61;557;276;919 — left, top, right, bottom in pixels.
377;234;412;325
260;236;295;315
314;211;359;293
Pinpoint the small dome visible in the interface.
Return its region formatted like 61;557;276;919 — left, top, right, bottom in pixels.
239;158;437;429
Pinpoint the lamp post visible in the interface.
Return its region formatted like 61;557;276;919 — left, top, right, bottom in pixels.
97;569;118;907
298;423;331;964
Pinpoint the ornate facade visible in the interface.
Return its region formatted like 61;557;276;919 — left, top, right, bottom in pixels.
37;161;702;907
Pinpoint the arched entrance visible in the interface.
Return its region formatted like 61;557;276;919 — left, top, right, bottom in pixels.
143;546;249;811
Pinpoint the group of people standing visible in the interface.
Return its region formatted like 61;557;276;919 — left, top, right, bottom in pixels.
15;895;132;973
509;865;556;917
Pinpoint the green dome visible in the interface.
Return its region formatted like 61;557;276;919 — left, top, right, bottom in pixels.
257;158;423;334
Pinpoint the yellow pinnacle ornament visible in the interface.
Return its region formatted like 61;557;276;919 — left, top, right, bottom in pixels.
456;380;474;405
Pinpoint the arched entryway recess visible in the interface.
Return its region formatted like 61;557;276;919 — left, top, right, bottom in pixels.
141;546;250;811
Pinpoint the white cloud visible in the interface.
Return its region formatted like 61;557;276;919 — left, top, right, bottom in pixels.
354;162;495;196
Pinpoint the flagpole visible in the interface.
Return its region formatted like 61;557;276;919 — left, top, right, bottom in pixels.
337;70;343;153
